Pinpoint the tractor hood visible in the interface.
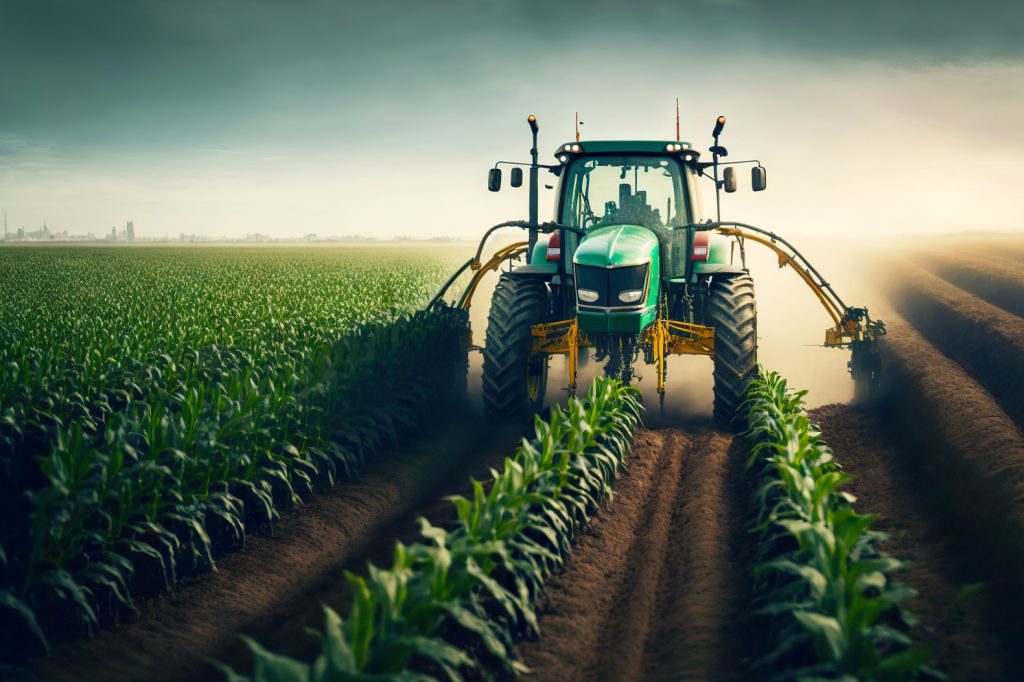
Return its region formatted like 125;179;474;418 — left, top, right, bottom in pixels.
573;224;658;268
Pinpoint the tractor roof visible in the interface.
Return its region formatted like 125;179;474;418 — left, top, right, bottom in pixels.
553;140;698;156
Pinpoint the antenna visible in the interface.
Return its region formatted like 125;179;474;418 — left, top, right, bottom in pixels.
675;98;680;141
575;111;580;142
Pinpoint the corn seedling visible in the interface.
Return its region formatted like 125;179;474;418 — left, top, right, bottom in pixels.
227;377;643;681
742;367;938;681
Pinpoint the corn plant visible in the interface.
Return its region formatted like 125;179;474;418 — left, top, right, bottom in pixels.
742;368;938;681
225;377;643;681
0;246;469;662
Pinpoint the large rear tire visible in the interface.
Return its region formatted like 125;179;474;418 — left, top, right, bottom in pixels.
482;275;550;418
708;273;757;425
851;340;882;403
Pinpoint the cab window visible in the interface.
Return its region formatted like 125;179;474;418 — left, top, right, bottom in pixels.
560;155;691;231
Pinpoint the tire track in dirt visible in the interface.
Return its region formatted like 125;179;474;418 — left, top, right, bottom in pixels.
812;404;1012;680
27;416;525;682
517;427;748;682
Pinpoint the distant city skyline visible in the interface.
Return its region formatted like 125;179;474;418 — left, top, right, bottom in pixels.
1;1;1022;239
0;212;468;243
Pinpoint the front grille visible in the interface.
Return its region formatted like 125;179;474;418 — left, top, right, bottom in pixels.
575;263;649;308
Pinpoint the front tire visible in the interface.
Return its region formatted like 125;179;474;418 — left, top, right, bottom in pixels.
482;276;550;418
708;273;757;425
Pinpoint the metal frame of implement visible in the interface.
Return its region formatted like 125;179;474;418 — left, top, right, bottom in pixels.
530;314;715;400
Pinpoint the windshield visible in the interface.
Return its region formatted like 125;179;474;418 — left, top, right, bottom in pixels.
560;155;691;231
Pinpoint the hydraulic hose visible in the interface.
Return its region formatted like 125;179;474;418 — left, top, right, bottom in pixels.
426;257;476;312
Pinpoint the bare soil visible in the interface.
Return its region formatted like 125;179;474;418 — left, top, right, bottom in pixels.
888;262;1024;429
878;315;1024;536
917;250;1024;317
212;423;523;675
877;314;1024;664
516;400;1018;681
811;403;1013;680
517;427;751;682
24;417;524;682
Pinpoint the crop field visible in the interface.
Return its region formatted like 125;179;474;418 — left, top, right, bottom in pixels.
3;235;1024;681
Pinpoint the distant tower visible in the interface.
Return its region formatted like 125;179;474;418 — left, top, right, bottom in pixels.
126;220;135;242
3;210;7;240
111;225;118;241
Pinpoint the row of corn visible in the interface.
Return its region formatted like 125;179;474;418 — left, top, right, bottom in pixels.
0;247;467;663
223;377;643;681
741;369;937;680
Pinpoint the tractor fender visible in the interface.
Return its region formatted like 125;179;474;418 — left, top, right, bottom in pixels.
693;231;743;274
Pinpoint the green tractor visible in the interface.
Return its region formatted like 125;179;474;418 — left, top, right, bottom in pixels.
429;114;885;423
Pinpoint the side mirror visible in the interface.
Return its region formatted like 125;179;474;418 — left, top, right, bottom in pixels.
510;167;523;188
723;166;737;193
488;168;502;192
752;165;767;191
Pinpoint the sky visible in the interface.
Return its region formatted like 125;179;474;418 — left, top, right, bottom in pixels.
1;0;1022;239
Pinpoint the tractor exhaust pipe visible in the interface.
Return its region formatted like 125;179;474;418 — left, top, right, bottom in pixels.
528;114;539;254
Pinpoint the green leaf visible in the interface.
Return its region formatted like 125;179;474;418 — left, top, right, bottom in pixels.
0;589;49;654
792;610;846;663
242;635;310;682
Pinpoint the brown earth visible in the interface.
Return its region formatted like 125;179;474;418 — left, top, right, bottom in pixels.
877;314;1024;539
887;262;1024;429
811;403;1012;680
517;428;751;682
518;403;1018;681
212;424;522;675
876;313;1024;666
24;417;524;682
916;250;1024;317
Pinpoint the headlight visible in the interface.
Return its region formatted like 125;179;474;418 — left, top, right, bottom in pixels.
578;289;599;303
618;289;643;303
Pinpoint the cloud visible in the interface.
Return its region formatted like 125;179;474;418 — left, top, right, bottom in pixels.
0;1;1020;236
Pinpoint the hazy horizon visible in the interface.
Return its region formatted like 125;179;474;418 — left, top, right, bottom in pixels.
2;0;1022;240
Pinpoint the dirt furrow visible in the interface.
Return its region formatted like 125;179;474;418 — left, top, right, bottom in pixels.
213;422;524;675
917;250;1024;318
888;261;1024;429
812;404;1012;680
638;430;747;682
515;429;680;681
579;430;688;682
518;427;747;682
878;313;1024;661
26;416;523;682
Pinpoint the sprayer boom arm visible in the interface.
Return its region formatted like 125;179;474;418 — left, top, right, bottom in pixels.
702;222;885;349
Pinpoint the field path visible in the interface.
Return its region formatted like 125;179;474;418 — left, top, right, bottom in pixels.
27;417;525;682
517;427;751;681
